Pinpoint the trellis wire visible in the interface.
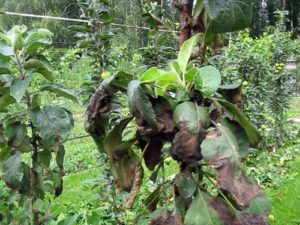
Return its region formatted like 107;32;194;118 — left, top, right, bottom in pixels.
0;11;179;34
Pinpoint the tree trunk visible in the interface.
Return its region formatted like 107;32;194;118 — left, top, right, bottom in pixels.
176;0;194;46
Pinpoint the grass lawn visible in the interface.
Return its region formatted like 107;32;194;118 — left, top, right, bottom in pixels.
53;168;102;213
267;157;300;225
288;97;300;118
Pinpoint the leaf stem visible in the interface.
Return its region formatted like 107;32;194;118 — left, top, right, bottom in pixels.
204;173;238;214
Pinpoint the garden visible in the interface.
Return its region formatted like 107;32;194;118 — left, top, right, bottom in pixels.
0;0;300;225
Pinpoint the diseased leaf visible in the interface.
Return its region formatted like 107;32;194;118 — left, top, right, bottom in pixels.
177;34;201;75
10;76;31;102
216;99;260;147
110;150;138;192
201;125;265;209
171;125;201;170
173;101;209;134
201;125;240;166
235;212;269;225
30;105;73;149
204;0;253;33
149;208;175;225
143;137;163;170
221;118;250;158
41;83;79;103
127;80;157;128
184;191;223;225
194;66;221;97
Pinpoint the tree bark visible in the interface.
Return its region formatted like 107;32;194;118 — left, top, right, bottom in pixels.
176;0;194;46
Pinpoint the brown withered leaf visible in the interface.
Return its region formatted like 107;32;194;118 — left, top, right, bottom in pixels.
218;84;243;110
149;209;182;225
143;137;163;171
153;97;177;138
136;98;177;171
209;198;236;224
111;150;138;192
86;86;111;122
171;123;202;170
234;212;269;225
211;157;264;209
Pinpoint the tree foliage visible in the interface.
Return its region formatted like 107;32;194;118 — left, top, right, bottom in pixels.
84;1;272;224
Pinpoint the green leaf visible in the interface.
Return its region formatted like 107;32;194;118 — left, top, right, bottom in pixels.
144;184;162;211
0;42;13;58
177;33;201;75
204;0;253;33
102;71;134;91
38;149;52;168
185;67;197;82
103;117;133;155
30;106;73;149
246;195;272;215
56;145;65;169
0;60;11;74
2;152;23;189
127;80;157;127
15;137;34;153
24;29;53;53
221;118;250;158
140;67;164;83
7;25;27;43
216;99;260;147
41;83;79;103
184;191;223;225
10;76;31;102
6;25;27;51
0;95;15;112
0;32;12;45
154;72;182;97
175;171;197;198
173;101;210;134
5;122;27;148
57;215;78;225
68;25;93;33
23;58;54;81
193;0;204;20
194;66;221;97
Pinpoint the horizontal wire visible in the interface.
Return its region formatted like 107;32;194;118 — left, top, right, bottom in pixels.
0;11;179;33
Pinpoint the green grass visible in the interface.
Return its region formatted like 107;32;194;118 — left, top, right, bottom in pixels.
288;97;300;118
267;157;300;225
53;168;102;213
